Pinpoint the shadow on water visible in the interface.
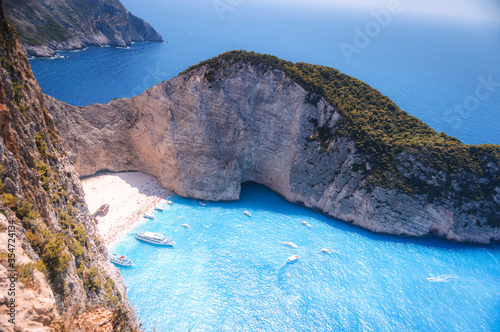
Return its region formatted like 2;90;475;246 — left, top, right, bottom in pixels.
168;181;500;252
277;261;300;285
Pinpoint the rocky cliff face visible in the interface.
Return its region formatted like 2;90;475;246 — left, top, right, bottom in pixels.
0;2;137;330
4;0;163;58
46;55;500;244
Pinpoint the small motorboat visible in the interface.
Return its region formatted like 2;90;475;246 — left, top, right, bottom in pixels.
284;241;298;248
144;214;155;219
181;224;190;228
166;200;174;205
154;207;163;212
136;231;175;246
110;253;133;266
321;248;331;254
244;211;251;217
301;220;312;227
287;255;299;263
199;201;206;206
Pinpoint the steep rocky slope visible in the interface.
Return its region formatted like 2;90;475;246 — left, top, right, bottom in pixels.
47;51;500;244
0;2;137;330
4;0;163;58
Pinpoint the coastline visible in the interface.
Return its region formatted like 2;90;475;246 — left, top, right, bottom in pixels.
81;171;173;248
25;41;166;59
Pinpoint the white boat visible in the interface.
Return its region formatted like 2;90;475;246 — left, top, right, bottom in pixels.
301;221;312;227
144;214;155;219
199;201;206;206
284;241;298;248
110;253;133;266
154;207;163;211
166;200;174;205
181;224;190;228
287;255;299;263
321;248;331;254
244;211;251;217
136;231;175;246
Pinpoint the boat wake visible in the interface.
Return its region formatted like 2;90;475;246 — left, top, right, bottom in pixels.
427;275;459;283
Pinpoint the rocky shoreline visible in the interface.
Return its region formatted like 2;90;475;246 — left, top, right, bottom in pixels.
4;0;163;58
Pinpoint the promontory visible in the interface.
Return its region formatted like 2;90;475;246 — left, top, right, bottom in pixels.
4;0;163;58
46;51;500;244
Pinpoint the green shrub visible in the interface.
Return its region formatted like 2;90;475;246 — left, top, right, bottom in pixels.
69;240;84;257
0;252;8;267
16;263;36;289
1;193;17;209
75;260;85;278
83;267;102;292
72;223;87;244
40;233;70;274
16;199;38;220
35;132;48;158
26;227;70;275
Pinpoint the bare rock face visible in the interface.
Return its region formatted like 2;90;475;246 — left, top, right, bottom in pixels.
47;59;500;244
0;214;59;332
0;2;137;329
4;0;163;58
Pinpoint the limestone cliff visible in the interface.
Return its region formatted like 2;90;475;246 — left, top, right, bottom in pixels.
0;2;137;330
4;0;163;58
46;51;500;244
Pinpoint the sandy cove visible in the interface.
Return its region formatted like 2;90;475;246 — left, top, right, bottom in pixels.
81;171;173;247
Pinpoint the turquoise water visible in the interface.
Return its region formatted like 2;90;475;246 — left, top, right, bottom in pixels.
112;183;500;332
29;1;500;145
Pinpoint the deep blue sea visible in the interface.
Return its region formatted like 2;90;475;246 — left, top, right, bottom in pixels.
113;183;500;332
27;1;500;330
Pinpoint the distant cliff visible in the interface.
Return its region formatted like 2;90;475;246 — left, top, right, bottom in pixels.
0;2;137;330
4;0;163;58
47;51;500;244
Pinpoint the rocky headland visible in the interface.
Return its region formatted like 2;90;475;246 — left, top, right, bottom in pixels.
4;0;163;58
47;51;500;244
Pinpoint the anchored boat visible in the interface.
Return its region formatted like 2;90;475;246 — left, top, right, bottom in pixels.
110;253;133;266
136;231;175;246
287;255;299;263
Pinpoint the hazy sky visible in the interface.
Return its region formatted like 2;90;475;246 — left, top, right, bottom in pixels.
276;0;500;22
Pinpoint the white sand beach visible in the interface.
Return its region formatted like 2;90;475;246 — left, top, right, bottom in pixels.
81;172;173;247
